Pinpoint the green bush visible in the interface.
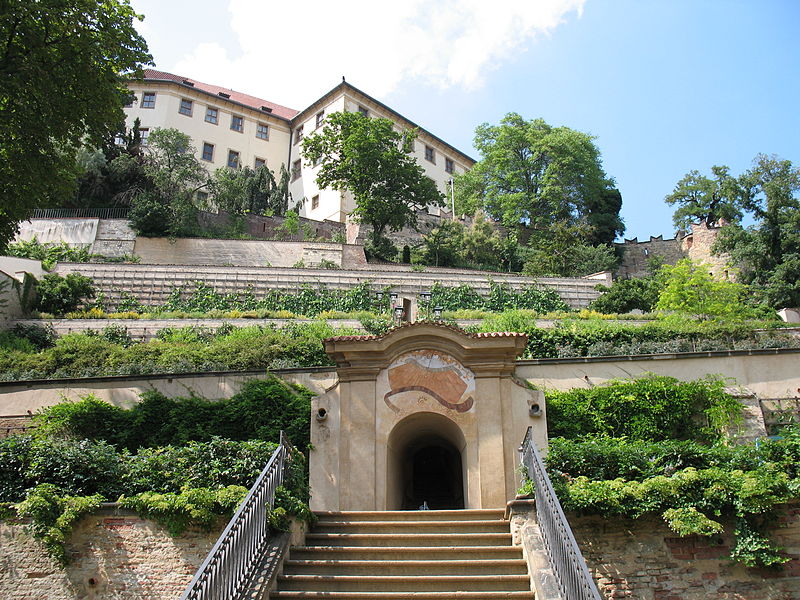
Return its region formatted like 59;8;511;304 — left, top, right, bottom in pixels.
34;273;96;315
33;377;313;450
545;374;742;442
423;281;568;314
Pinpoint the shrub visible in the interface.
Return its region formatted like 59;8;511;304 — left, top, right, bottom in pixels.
545;374;742;443
34;273;96;315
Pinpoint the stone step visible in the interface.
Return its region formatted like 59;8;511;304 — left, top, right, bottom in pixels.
270;592;535;599
276;574;532;592
314;509;505;522
288;545;524;562
303;532;513;548
312;519;509;535
282;558;528;576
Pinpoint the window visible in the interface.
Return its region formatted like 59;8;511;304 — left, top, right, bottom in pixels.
124;93;135;108
291;159;301;181
227;150;240;169
311;195;319;210
256;123;269;140
179;98;193;116
205;107;218;124
142;92;156;108
357;105;369;117
424;145;435;163
114;133;126;146
139;128;149;146
254;158;266;168
445;158;454;174
201;142;214;162
231;115;244;132
316;111;325;128
294;126;303;145
196;191;208;204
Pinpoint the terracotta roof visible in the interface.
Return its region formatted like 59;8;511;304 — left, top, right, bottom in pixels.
138;69;299;120
325;321;527;343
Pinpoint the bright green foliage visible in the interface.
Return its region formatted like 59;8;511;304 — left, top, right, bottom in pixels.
34;378;313;450
730;517;792;567
655;259;751;320
302;112;443;258
129;129;209;236
0;0;151;250
424;281;568;314
455;113;621;237
589;277;660;314
665;165;745;229
16;484;103;564
119;486;248;535
546;374;741;442
34;273;96;315
210;164;290;216
521;223;619;277
6;239;96;270
421;220;465;267
715;154;800;308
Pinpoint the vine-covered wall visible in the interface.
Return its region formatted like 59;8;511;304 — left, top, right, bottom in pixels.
0;509;221;600
571;507;800;599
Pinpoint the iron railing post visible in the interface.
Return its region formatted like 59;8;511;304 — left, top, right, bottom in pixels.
519;427;601;600
179;433;291;600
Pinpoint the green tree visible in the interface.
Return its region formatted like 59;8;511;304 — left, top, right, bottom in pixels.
0;0;151;250
655;259;751;320
210;164;290;216
455;113;621;234
128;129;208;236
302;112;444;259
715;154;800;307
522;223;619;277
421;220;464;267
664;165;745;229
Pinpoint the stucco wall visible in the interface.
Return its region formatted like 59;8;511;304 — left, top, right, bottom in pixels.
515;349;800;399
0;508;222;600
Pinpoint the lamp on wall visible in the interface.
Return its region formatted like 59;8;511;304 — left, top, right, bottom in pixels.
432;306;443;320
394;306;405;322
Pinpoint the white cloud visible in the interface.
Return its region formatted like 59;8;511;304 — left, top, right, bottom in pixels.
168;0;585;109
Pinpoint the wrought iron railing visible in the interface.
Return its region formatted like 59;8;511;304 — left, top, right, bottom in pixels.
520;427;601;600
180;432;291;600
31;207;131;219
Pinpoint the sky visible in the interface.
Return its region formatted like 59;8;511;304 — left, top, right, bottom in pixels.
130;0;800;241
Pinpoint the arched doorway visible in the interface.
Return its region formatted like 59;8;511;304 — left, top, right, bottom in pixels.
387;412;467;510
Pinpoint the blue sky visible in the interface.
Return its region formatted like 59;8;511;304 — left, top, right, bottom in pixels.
131;0;799;241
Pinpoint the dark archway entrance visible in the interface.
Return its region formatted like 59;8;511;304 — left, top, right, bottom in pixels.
403;439;464;510
386;412;468;510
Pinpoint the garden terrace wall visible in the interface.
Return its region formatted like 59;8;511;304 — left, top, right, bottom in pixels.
0;368;337;415
53;262;603;310
0;506;222;600
1;350;799;433
570;508;800;599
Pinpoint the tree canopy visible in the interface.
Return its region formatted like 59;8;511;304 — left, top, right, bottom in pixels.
455;113;623;240
302;111;443;259
664;165;745;229
0;0;152;250
714;154;800;308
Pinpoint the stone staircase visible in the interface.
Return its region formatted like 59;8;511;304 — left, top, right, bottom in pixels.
271;509;535;599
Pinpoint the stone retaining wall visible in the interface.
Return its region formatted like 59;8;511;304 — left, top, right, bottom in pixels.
54;262;602;310
571;508;800;599
0;508;222;600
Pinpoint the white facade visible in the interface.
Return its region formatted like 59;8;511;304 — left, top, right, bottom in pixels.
125;72;475;225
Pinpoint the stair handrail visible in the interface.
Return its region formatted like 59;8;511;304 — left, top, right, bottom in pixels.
179;431;292;600
519;427;601;600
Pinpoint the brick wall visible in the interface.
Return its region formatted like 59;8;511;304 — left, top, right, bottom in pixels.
571;507;800;599
0;508;222;600
0;415;33;438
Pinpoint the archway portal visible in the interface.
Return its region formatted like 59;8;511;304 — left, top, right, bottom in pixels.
387;412;467;510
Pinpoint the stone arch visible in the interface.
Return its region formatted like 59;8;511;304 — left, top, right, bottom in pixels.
386;411;467;511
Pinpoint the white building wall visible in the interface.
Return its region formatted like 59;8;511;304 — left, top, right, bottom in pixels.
124;82;292;176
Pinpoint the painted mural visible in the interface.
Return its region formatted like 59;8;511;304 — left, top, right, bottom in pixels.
378;350;475;413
